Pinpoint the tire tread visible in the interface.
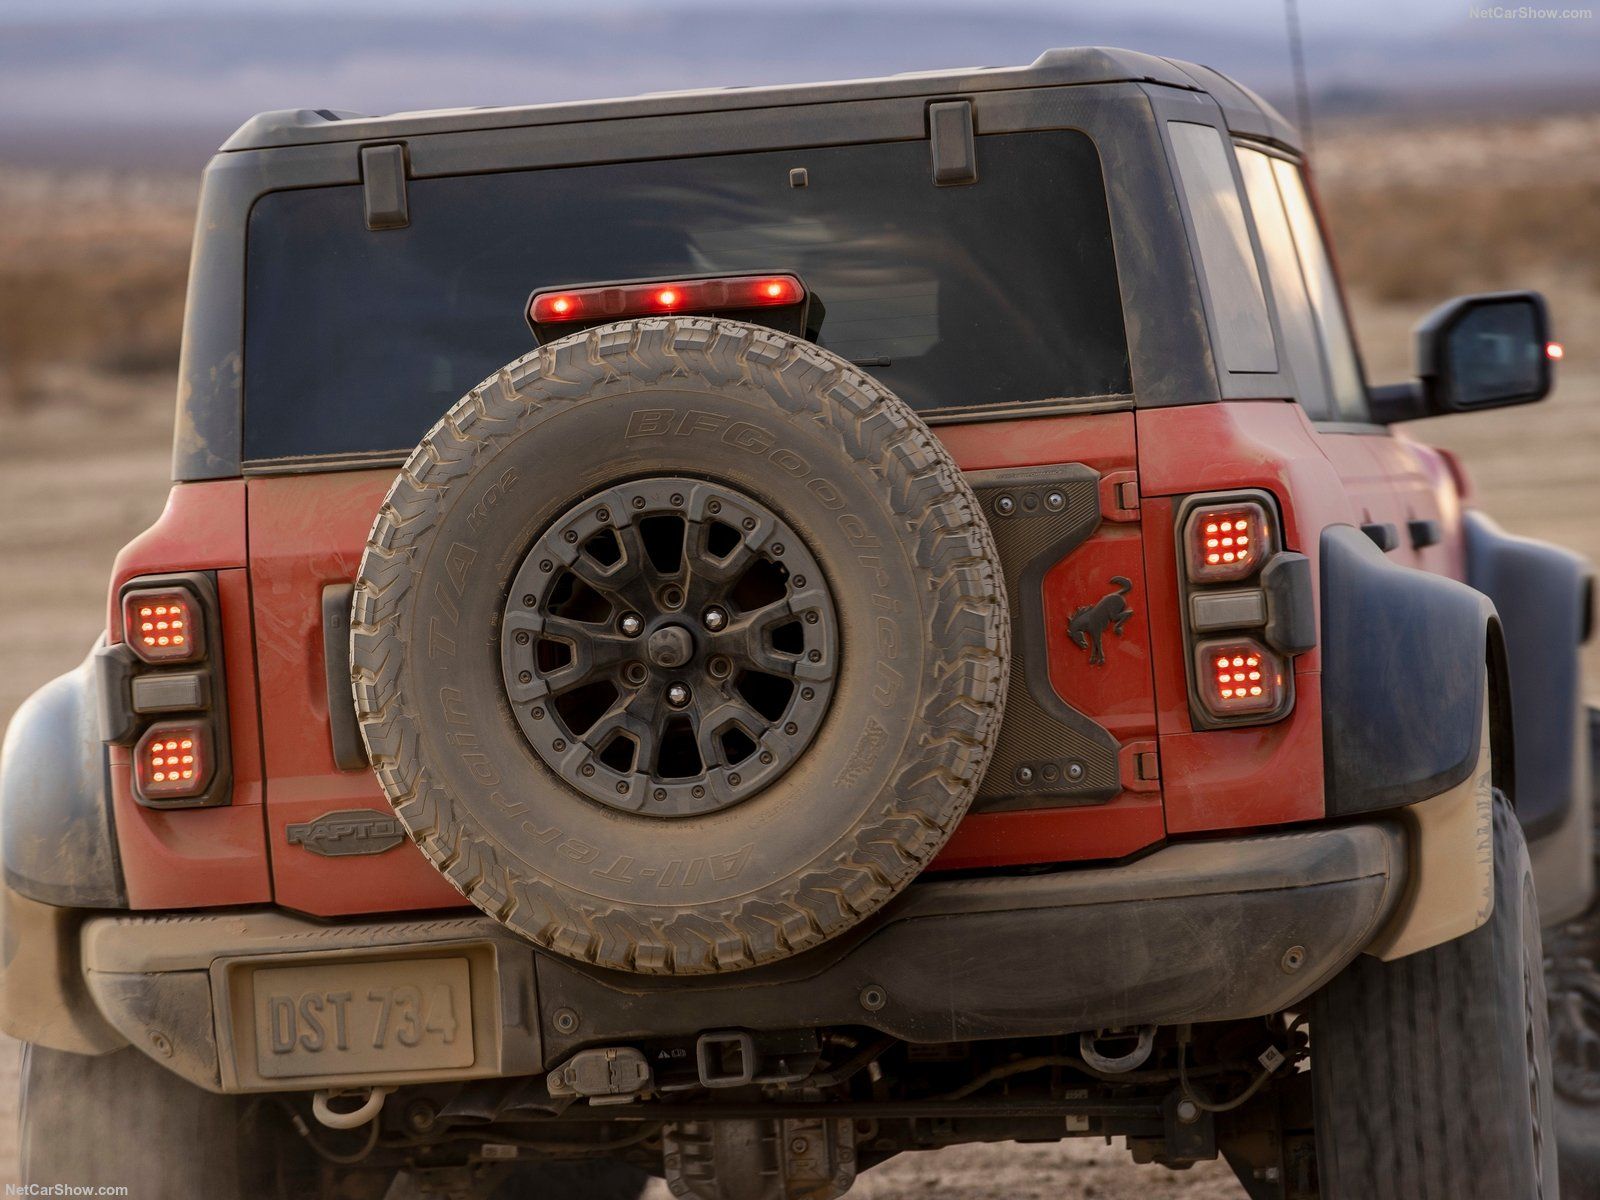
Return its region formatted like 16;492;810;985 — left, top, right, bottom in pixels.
351;318;1009;975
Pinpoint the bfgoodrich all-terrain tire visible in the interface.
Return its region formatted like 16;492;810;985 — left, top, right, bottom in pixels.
1312;793;1559;1199
353;318;1008;976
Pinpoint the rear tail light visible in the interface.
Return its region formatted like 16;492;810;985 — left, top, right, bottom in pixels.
1175;491;1307;728
530;274;805;326
122;587;204;664
1183;500;1271;583
134;721;213;802
1196;638;1289;720
101;571;231;808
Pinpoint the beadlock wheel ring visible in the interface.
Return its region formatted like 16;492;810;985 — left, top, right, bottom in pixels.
501;476;839;817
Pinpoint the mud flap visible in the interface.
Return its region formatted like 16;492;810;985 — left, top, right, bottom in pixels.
1363;692;1494;961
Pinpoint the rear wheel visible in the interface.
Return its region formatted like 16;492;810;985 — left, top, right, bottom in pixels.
1312;793;1558;1198
1549;924;1600;1198
20;1044;264;1195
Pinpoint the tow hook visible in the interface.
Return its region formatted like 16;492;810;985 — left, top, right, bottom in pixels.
312;1085;394;1130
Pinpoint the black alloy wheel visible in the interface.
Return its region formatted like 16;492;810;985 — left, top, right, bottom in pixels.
502;476;839;817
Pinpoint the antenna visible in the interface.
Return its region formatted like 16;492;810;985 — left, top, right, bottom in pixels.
1283;0;1315;153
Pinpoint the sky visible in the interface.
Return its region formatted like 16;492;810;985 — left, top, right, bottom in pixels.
4;0;1594;167
0;0;1481;38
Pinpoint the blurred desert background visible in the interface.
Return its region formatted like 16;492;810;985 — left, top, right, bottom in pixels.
3;14;1600;1191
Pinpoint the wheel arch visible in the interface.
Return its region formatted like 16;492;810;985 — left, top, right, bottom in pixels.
1485;613;1515;803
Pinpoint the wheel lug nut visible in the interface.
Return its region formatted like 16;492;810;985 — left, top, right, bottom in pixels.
703;606;728;632
708;656;732;680
620;613;644;637
666;682;692;708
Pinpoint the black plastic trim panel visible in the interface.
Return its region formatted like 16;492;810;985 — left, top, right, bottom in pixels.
321;583;369;772
1464;511;1594;837
0;649;128;908
968;464;1118;810
1321;524;1495;817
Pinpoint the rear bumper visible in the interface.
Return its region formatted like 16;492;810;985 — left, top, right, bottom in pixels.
58;820;1411;1093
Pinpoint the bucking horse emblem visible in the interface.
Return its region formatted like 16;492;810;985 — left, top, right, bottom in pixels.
1067;576;1134;666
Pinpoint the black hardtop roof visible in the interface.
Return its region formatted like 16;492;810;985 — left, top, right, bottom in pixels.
221;45;1300;155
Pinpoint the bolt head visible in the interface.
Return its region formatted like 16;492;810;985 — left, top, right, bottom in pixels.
703;606;728;632
996;495;1016;515
620;613;644;637
1176;1098;1201;1125
1017;766;1035;784
667;682;692;708
1046;491;1065;511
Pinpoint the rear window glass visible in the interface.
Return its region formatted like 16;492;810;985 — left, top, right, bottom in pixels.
242;131;1131;463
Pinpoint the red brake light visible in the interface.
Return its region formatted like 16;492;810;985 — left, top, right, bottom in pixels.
134;721;213;801
1547;342;1564;361
530;274;805;325
1184;501;1270;584
122;588;204;664
1196;639;1287;719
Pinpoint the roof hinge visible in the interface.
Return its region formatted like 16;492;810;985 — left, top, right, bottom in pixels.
1099;469;1141;523
360;143;410;231
928;100;978;187
1119;740;1161;792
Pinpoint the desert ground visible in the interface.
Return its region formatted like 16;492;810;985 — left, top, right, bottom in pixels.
1;112;1597;1195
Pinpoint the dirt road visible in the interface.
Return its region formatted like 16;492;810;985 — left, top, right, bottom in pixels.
1;114;1597;1195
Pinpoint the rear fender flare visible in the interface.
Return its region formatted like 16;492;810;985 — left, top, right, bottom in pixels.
1465;510;1593;837
1321;524;1496;818
1;648;125;908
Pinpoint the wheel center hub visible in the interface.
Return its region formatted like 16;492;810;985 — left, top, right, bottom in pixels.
647;625;694;669
500;476;839;818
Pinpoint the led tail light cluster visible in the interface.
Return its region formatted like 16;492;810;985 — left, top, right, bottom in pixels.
1196;639;1288;718
1184;501;1269;584
122;588;204;664
530;274;805;326
1177;490;1302;727
134;722;212;800
100;572;230;808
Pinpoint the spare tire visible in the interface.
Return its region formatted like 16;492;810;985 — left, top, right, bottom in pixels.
352;317;1008;974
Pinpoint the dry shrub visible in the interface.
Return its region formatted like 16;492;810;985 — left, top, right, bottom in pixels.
0;256;189;407
0;169;193;409
1321;179;1600;302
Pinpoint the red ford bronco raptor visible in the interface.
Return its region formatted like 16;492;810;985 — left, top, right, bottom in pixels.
3;46;1597;1200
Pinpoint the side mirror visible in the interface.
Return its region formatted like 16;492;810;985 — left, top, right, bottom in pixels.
1370;291;1556;423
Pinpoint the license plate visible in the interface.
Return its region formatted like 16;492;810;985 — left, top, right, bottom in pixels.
252;956;474;1080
